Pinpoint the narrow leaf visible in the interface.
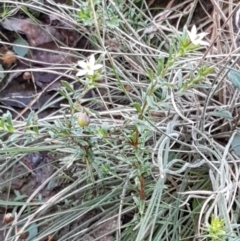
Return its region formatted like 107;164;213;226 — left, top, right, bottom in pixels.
0;65;4;79
209;110;232;120
231;133;240;157
228;69;240;89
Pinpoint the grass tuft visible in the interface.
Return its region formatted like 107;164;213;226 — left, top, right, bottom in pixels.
0;1;240;241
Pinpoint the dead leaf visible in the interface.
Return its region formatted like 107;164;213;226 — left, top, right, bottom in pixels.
46;14;80;46
1;18;76;95
32;49;71;65
29;42;74;65
0;69;23;92
0;91;61;109
33;72;62;91
0;44;73;92
1;18;64;46
33;72;58;84
58;28;80;46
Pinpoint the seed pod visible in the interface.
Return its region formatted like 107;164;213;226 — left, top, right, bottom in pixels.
77;112;90;127
23;72;31;81
3;213;14;224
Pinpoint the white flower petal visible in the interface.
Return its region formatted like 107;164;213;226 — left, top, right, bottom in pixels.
189;36;196;45
187;25;209;46
191;39;199;45
198;32;208;40
191;25;197;36
89;55;95;67
76;55;102;77
187;31;195;43
87;69;94;76
76;69;88;76
199;40;209;46
78;60;87;69
93;64;103;70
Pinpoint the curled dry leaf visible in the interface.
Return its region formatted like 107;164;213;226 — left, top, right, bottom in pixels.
1;50;17;65
17;228;29;240
1;18;64;46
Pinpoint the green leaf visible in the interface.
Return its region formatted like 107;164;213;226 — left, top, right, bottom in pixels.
146;95;156;108
209;110;232;120
26;223;38;241
14;190;27;201
133;102;142;113
0;111;15;132
0;65;4;79
227;69;240;89
58;88;74;108
157;57;164;76
147;68;154;81
8;133;21;142
13;38;29;57
231;133;240;157
61;80;75;92
106;15;120;29
176;70;182;88
97;128;108;137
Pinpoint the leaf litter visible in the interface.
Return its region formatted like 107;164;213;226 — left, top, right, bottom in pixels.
0;15;79;109
1;18;64;46
0;7;116;241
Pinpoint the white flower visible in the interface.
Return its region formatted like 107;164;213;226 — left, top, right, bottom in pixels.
187;25;209;46
76;54;103;76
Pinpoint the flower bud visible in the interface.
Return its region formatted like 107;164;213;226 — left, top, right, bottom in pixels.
3;213;14;224
23;72;31;80
77;112;90;127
